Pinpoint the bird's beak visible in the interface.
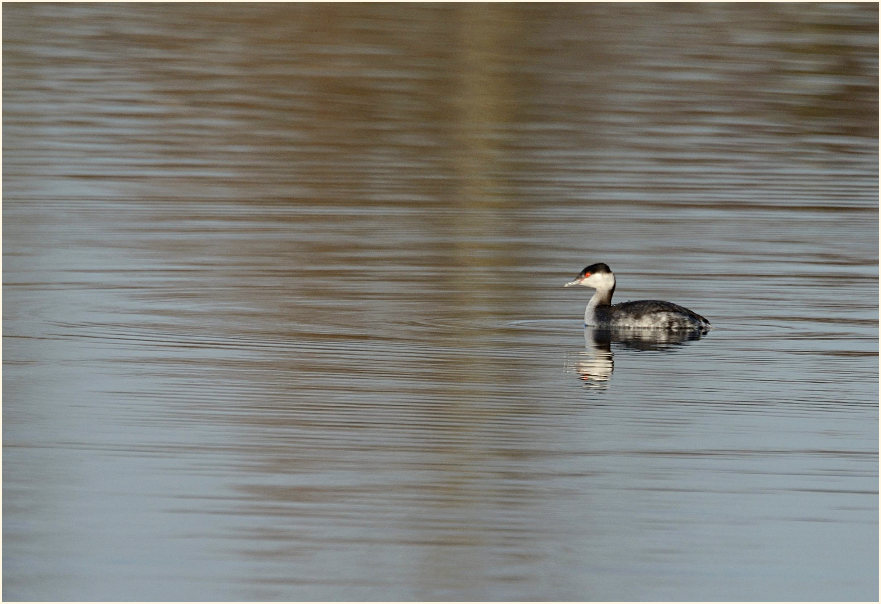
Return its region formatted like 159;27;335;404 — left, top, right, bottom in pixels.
564;279;581;287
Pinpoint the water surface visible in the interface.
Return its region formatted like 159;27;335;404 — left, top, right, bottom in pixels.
3;4;878;601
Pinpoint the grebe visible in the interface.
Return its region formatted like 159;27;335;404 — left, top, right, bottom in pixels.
565;263;710;331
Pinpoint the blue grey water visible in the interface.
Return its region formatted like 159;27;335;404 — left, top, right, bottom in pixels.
3;4;877;601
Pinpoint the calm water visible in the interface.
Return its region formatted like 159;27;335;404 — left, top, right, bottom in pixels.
3;4;878;601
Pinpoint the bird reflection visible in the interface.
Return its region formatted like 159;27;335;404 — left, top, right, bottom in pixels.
569;329;614;389
569;326;708;388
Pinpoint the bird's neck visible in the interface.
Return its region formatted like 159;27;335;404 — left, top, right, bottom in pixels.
591;284;615;307
585;286;614;326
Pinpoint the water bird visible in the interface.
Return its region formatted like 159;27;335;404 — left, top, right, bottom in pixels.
565;262;710;331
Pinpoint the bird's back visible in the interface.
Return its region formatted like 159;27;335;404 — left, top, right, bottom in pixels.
596;299;711;331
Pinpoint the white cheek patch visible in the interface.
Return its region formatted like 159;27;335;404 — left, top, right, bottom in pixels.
583;273;605;287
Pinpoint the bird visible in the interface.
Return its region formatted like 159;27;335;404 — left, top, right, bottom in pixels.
565;262;710;331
